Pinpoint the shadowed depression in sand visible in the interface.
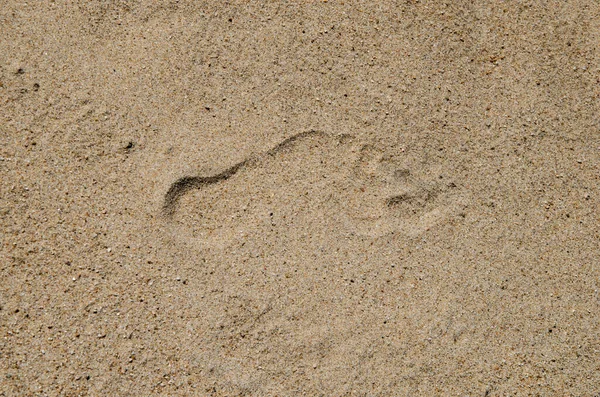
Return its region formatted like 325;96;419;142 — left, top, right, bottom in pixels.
162;130;468;247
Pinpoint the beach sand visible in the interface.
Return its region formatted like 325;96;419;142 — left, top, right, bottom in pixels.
2;1;600;395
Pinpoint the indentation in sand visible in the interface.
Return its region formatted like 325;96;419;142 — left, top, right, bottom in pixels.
162;130;468;247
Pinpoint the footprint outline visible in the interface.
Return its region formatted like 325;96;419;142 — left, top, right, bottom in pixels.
162;130;468;241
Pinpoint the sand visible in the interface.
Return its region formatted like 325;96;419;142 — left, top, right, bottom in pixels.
1;1;600;395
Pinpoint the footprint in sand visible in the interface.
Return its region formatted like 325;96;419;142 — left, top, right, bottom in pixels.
162;130;468;247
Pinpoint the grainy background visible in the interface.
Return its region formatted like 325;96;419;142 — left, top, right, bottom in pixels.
1;1;600;395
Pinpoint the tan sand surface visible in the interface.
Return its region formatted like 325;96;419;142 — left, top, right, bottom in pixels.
2;1;600;395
